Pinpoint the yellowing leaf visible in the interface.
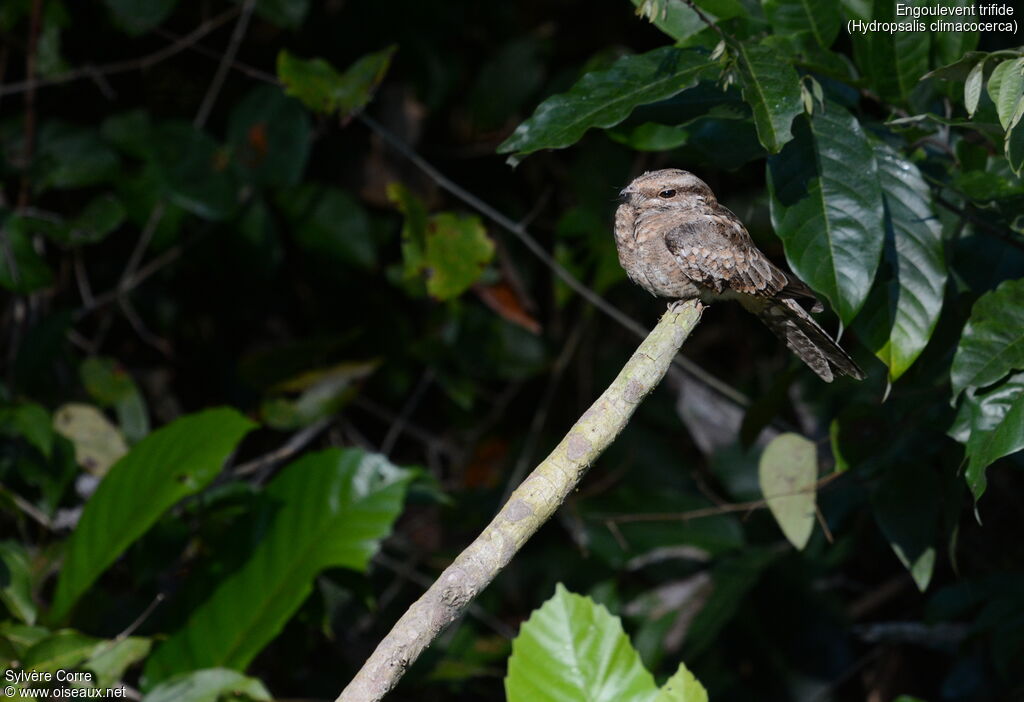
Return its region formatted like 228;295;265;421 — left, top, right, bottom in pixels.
53;403;128;476
758;433;817;550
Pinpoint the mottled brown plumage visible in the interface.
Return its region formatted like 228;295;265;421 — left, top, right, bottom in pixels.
615;168;864;382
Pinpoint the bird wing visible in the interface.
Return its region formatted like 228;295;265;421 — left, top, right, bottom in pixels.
663;214;790;297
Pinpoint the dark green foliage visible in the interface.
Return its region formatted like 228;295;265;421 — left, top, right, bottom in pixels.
1;1;1023;701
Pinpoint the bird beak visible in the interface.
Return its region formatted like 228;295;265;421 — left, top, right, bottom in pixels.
618;186;636;203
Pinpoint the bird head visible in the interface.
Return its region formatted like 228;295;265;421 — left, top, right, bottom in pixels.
618;169;717;209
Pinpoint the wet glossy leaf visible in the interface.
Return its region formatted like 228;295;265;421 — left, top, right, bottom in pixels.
52;403;128;476
768;109;884;324
855;0;930;104
498;47;714;163
277;46;396;117
758;433;816;550
951;278;1024;398
50;408;256;622
735;41;802;153
141;669;271;702
855;143;947;381
144;449;412;680
506;584;657;702
965;60;986;117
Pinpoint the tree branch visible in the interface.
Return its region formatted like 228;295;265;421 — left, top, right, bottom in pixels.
336;300;704;702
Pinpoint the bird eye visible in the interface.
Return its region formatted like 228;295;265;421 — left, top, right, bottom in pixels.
658;189;676;198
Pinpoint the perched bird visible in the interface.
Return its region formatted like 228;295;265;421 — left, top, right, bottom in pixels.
615;168;865;382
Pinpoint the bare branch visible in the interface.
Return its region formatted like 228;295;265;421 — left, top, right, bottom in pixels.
336;300;704;702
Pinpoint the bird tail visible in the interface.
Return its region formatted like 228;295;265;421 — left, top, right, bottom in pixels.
741;297;865;382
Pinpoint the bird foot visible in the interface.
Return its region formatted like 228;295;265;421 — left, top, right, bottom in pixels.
667;299;701;313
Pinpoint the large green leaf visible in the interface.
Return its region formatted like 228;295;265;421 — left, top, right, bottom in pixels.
762;0;840;48
758;433;816;550
855;144;947;381
277;46;396;117
143;449;412;681
855;0;930;104
50;408;256;622
951;278;1024;398
505;584;657;702
497;47;714;164
953;372;1024;500
735;41;802;154
142;669;271;702
278;185;375;270
767;109;884;324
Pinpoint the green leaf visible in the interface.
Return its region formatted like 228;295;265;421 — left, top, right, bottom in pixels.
227;85;311;188
767;109;884;324
855;0;930;104
153;123;238;221
0;541;36;624
254;0;309;29
505;584;658;702
497;47;714;164
855;143;947;381
276;46;396;117
144;449;412;680
80;357;150;444
0;402;54;458
22;630;100;672
390;184;496;300
66;195;126;246
103;0;177;35
986;58;1024;130
758;433;816;550
280;185;375;269
261;360;378;430
762;0;840;49
85;637;152;688
951;278;1024;398
631;0;746;43
873;463;939;590
0;216;54;293
965;59;986;118
735;41;802;154
421;213;495;300
141;669;271;702
35;123;120;190
50;408;256;622
954;373;1024;500
654;661;709;702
